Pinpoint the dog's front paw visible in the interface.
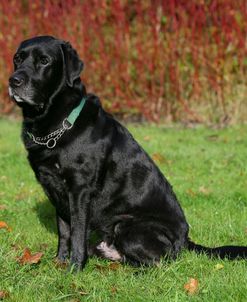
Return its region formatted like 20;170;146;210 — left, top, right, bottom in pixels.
68;256;87;273
55;256;69;267
56;251;69;263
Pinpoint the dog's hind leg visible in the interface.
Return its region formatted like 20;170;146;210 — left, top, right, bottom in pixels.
112;220;176;266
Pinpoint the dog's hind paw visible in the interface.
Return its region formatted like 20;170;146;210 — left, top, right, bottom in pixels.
95;241;122;261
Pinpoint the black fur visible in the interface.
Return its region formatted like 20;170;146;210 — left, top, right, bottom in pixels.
9;36;247;271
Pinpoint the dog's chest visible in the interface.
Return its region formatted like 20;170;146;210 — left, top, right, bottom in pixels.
32;158;70;220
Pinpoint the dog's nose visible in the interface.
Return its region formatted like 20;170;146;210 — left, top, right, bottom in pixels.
9;75;24;88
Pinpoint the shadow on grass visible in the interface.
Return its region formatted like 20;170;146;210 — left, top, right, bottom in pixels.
34;199;57;234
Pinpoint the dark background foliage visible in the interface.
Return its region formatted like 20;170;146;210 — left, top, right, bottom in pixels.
0;0;246;124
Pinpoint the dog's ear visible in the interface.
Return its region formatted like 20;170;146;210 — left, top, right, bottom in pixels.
61;41;84;87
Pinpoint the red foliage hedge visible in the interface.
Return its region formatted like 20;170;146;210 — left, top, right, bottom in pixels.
0;0;246;123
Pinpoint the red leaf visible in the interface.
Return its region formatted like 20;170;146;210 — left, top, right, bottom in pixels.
17;248;43;265
151;153;165;164
184;278;199;295
0;221;11;231
0;291;9;299
110;286;118;294
0;221;8;229
109;262;121;270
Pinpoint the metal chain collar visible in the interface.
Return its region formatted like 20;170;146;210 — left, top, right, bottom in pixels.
27;118;73;149
26;97;87;149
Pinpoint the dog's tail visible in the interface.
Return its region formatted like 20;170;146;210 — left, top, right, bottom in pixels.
188;240;247;259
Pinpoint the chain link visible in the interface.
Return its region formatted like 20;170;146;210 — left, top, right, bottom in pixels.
27;119;72;149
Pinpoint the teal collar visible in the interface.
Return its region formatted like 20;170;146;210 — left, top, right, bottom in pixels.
67;97;86;125
27;96;87;149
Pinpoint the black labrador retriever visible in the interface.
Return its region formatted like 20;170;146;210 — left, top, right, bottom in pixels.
8;36;247;270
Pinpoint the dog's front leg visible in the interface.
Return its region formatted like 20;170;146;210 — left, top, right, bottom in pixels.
69;189;90;272
56;213;70;263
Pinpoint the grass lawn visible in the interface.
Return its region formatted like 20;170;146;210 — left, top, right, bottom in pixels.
0;118;246;301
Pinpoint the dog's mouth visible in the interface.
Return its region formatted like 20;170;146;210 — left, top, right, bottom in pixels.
8;87;36;106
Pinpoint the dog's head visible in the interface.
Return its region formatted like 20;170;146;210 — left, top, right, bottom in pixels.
9;36;83;111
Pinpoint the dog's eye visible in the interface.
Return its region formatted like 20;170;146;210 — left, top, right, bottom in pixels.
14;54;22;65
40;56;49;65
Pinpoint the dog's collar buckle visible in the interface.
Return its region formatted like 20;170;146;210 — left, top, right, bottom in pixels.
62;118;73;130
